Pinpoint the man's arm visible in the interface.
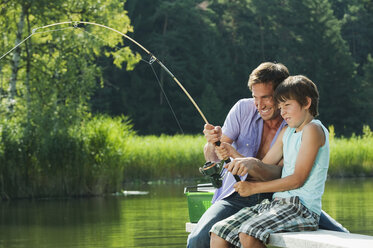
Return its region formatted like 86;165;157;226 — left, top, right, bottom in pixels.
203;123;234;162
233;123;325;197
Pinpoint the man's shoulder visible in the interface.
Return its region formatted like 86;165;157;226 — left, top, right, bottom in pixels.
233;98;257;115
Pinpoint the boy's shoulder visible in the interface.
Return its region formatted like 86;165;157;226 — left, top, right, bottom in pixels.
303;121;326;146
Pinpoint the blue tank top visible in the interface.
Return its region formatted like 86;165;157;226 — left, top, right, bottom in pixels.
273;119;329;215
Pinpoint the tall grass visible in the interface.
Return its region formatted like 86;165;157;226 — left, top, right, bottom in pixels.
1;117;372;199
0;115;135;199
329;125;373;177
123;135;206;181
123;126;373;180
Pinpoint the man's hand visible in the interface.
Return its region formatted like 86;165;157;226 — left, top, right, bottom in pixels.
215;142;242;160
224;157;260;176
233;181;256;197
203;124;222;144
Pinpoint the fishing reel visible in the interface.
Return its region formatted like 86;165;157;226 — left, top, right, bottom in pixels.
199;161;225;188
199;160;241;188
199;141;241;188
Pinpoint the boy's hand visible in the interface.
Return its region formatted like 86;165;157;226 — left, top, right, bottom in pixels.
203;124;222;144
224;157;259;176
234;181;255;197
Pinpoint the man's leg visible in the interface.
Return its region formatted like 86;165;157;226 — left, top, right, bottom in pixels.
319;210;349;232
187;192;262;248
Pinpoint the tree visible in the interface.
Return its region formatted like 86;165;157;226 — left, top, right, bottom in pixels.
360;54;373;127
0;0;141;197
95;0;233;134
341;0;373;75
0;0;140;127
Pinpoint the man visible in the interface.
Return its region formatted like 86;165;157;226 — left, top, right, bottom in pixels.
187;62;347;248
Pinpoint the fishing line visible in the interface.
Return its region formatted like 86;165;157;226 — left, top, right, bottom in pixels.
0;27;75;61
36;21;209;124
0;21;199;132
149;62;184;134
0;21;239;186
76;26;185;133
0;33;33;61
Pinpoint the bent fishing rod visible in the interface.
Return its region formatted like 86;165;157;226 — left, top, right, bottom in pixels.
1;21;240;186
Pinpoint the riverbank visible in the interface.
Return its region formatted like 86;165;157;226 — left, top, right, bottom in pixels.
0;120;372;199
123;125;373;180
328;125;373;177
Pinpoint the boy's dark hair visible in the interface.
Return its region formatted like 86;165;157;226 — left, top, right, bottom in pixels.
248;62;290;91
274;75;319;117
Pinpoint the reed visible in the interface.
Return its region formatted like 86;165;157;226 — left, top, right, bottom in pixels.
0;115;135;199
123;134;206;181
1;116;372;199
329;125;373;177
122;125;373;180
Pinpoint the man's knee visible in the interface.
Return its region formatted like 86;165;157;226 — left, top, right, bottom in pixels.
187;230;209;248
319;210;349;233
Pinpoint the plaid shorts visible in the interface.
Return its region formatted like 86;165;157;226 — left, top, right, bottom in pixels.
210;196;319;247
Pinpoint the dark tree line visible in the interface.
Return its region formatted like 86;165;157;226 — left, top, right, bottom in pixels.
90;0;373;136
1;0;371;136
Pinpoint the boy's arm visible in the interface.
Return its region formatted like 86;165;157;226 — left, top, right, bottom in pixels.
233;123;325;196
225;128;287;181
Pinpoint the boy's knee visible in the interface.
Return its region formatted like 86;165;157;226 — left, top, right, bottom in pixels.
239;233;264;248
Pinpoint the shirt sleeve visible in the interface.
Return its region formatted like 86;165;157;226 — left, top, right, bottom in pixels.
222;100;243;141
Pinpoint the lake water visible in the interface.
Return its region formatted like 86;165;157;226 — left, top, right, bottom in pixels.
0;178;372;247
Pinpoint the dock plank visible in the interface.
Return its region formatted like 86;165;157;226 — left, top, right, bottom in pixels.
185;222;373;248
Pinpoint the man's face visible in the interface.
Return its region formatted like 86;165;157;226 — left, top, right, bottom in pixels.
252;83;280;121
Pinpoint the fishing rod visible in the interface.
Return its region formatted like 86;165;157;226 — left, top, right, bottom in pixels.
1;21;240;187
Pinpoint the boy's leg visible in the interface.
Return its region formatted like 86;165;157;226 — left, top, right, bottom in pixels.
239;197;319;245
210;233;231;248
239;233;266;248
210;199;271;248
319;210;349;232
187;192;265;248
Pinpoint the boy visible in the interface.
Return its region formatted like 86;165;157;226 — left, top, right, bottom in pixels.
210;75;330;248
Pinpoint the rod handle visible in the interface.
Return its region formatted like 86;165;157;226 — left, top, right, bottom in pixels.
214;141;241;182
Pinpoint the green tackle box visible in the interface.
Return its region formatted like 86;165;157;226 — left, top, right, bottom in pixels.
184;184;215;223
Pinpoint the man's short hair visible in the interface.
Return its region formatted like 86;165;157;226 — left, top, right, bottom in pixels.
274;75;319;117
248;62;290;91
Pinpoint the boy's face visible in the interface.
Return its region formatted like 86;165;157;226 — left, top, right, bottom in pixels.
252;83;280;121
278;99;309;130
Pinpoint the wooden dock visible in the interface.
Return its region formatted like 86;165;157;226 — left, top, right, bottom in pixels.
186;222;373;248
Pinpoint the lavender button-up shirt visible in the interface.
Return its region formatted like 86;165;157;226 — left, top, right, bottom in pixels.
211;98;286;204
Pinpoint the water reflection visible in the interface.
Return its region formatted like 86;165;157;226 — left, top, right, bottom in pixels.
322;178;373;235
0;178;372;247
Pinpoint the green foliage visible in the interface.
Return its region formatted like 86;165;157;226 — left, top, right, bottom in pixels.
0;1;141;199
329;125;373;177
0;0;139;126
0;115;135;199
340;0;373;73
1;0;373;199
95;0;234;134
89;0;372;135
76;115;135;194
124;134;206;181
1;0;372;136
1;121;372;199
